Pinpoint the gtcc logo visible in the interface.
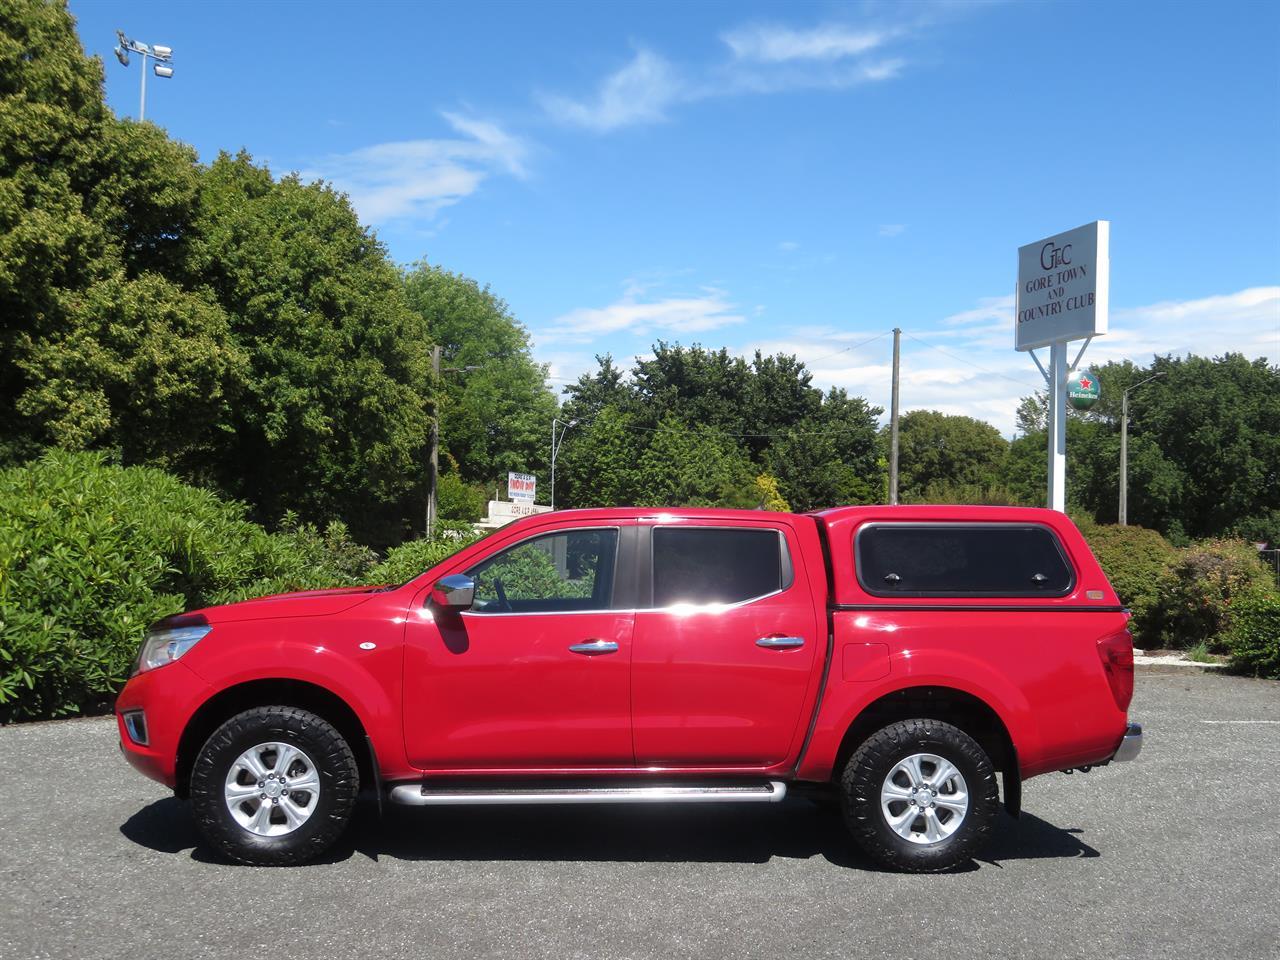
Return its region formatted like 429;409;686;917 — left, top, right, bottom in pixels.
1041;242;1072;271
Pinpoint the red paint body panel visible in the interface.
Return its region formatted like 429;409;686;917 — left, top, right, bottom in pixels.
115;659;212;786
402;607;635;767
630;515;825;766
116;505;1134;795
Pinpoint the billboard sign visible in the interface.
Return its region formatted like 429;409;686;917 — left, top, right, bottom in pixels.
1016;220;1110;351
507;471;536;503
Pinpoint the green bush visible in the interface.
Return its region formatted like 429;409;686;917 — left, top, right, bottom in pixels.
0;452;373;720
1152;539;1274;651
437;473;487;523
1224;593;1280;678
1076;522;1178;648
368;524;483;586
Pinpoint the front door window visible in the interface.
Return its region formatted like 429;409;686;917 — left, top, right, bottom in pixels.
466;528;619;613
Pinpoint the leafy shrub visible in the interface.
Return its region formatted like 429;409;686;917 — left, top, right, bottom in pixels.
368;524;483;586
754;474;790;512
1224;593;1280;678
0;452;372;720
1152;539;1274;651
916;480;1032;507
437;473;487;523
1076;521;1178;648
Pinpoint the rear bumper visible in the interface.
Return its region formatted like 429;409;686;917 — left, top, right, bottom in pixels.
1111;722;1143;762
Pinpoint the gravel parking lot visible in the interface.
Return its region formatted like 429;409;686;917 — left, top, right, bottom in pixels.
2;670;1277;960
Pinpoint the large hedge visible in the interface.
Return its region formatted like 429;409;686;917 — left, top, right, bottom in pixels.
1150;539;1276;652
0;452;370;720
1076;520;1179;648
1224;593;1280;679
1079;522;1278;673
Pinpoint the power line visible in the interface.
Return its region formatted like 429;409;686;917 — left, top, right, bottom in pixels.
803;330;893;365
899;331;1044;392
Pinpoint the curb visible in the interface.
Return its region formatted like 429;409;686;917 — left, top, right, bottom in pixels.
1135;654;1229;674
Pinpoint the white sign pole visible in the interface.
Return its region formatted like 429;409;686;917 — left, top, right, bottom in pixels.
1047;342;1067;512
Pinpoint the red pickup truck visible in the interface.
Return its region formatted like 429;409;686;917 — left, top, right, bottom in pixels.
116;505;1141;872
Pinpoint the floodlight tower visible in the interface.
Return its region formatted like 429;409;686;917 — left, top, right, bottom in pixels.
114;30;174;121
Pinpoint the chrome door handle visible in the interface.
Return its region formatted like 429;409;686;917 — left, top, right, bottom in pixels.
756;636;805;649
569;640;619;656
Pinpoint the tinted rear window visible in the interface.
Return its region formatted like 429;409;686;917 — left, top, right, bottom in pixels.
856;524;1074;598
653;528;788;606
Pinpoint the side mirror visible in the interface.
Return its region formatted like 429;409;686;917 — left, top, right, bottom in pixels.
431;574;475;610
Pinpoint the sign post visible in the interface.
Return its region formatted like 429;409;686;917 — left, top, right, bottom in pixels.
1016;221;1109;512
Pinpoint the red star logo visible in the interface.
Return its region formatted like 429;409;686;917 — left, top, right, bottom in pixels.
1078;376;1092;389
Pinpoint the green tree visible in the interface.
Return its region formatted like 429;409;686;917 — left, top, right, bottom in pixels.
402;262;557;492
185;154;434;543
630;343;754;434
768;389;883;511
559;349;882;511
1;5;435;546
0;1;206;463
1008;354;1280;539
894;410;1008;503
436;472;487;523
633;416;758;508
555;405;642;507
560;354;632;422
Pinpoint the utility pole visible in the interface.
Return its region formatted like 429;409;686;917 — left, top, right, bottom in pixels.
889;327;901;505
426;345;441;538
1118;372;1164;525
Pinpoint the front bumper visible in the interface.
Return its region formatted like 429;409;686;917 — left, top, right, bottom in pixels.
114;659;213;789
1111;721;1144;762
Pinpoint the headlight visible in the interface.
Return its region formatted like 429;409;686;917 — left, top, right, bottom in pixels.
133;624;212;675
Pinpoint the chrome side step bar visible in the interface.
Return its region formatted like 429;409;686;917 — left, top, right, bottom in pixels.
388;780;788;806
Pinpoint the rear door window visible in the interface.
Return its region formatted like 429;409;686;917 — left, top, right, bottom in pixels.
652;527;790;607
855;524;1074;598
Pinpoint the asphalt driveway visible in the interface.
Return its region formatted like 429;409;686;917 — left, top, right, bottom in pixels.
1;670;1277;960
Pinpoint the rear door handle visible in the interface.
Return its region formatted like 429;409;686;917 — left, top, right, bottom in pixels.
569;640;619;656
756;636;805;649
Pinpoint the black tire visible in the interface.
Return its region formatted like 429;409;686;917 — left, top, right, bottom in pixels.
839;719;997;873
189;706;360;866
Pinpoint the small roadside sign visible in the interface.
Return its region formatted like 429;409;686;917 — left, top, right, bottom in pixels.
507;471;536;503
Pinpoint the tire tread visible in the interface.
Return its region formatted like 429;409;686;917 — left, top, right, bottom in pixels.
840;718;997;873
189;705;359;866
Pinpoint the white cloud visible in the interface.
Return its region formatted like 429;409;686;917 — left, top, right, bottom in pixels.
878;223;907;237
542;14;923;131
778;240;800;252
538;287;746;344
539;49;683;132
302;112;528;223
722;23;891;62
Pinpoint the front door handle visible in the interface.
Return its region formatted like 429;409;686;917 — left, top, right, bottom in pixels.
756;636;805;649
569;640;619;656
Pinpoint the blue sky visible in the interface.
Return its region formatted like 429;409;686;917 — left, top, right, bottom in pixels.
72;0;1280;433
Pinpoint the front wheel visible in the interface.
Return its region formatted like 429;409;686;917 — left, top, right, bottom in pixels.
190;706;360;866
840;718;998;872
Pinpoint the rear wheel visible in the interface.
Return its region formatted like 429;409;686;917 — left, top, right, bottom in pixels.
190;706;359;866
840;718;998;872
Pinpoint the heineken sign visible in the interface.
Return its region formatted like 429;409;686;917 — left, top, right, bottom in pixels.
1067;370;1100;410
